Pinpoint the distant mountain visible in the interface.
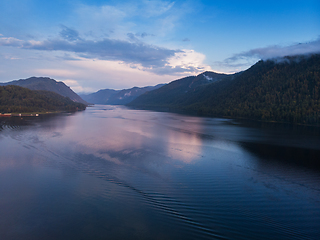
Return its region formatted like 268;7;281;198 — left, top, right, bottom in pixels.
129;54;320;125
127;71;231;107
80;89;118;105
80;84;165;105
0;85;86;113
0;77;88;105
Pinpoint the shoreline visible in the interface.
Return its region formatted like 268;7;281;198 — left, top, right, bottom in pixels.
0;108;86;118
0;111;64;117
126;105;320;127
0;113;40;117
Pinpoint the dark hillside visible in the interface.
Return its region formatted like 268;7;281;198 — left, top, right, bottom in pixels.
80;89;118;104
0;85;86;113
129;54;320;125
186;54;320;124
80;84;165;105
129;76;195;107
128;72;230;108
0;77;88;105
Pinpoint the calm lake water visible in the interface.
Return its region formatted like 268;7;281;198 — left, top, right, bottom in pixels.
1;105;320;240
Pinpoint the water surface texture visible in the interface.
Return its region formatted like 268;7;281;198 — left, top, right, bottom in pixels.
1;105;320;240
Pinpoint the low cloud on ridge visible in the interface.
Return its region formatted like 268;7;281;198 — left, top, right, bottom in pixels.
227;37;320;63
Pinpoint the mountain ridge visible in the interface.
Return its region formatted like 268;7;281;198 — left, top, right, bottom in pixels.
127;71;233;108
0;77;88;105
80;84;166;105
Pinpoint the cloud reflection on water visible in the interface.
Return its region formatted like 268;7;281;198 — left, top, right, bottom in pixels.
59;106;207;166
1;105;320;240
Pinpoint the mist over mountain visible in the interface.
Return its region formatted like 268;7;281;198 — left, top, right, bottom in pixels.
129;54;320;125
0;77;88;105
80;84;165;105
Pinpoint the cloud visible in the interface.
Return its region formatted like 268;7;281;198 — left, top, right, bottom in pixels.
127;32;155;42
139;32;150;38
149;65;200;75
182;38;190;42
62;79;93;93
127;33;139;42
212;37;320;73
136;32;154;38
66;58;174;90
0;33;212;77
34;68;77;77
150;49;212;75
0;36;24;47
0;35;179;68
226;37;320;63
73;4;127;39
138;0;175;18
59;25;81;41
57;53;81;61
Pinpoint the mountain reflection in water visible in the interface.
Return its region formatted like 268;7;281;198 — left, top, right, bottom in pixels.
0;105;319;240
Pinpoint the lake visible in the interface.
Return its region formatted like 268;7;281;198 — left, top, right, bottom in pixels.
0;105;320;240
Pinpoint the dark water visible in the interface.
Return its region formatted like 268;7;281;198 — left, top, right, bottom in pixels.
0;105;320;240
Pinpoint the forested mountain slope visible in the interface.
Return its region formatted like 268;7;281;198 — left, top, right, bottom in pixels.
0;77;88;105
80;84;165;105
129;54;320;125
0;85;86;113
127;72;230;107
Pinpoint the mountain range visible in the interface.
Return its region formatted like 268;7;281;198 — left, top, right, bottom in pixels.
1;54;319;125
80;84;166;105
129;54;320;125
125;71;235;108
79;71;230;105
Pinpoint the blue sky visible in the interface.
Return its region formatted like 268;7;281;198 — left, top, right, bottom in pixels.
0;0;319;92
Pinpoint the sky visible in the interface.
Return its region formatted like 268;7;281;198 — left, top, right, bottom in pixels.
0;0;319;93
